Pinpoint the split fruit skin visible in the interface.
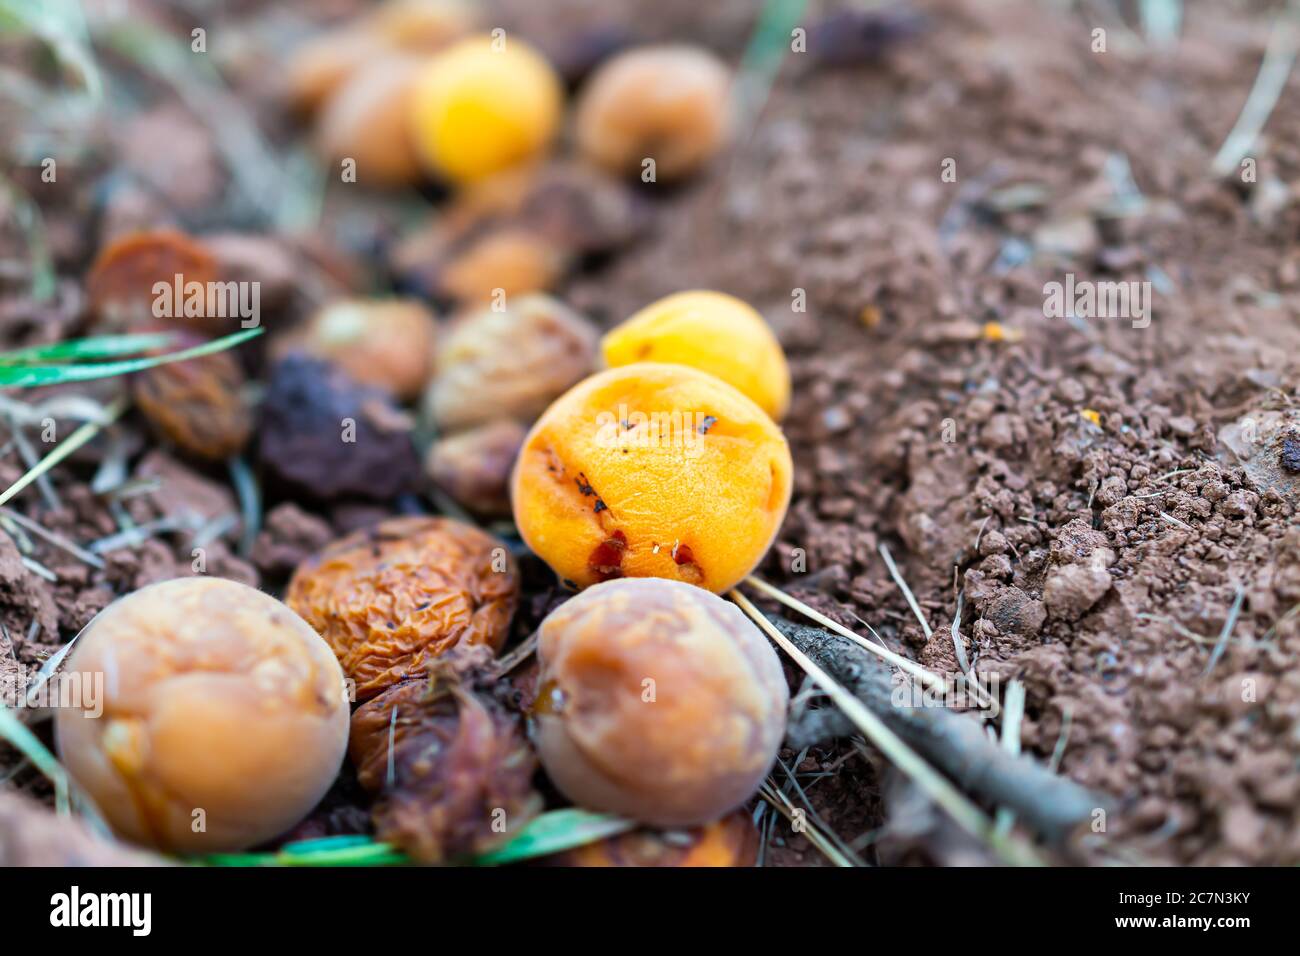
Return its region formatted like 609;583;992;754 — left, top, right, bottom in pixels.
409;36;563;184
54;577;349;854
602;290;791;420
511;362;793;594
575;45;731;181
534;578;789;827
285;516;518;701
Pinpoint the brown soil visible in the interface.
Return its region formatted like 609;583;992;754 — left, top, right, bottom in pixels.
2;0;1298;865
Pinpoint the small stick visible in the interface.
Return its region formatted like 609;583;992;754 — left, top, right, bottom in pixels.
732;591;1043;865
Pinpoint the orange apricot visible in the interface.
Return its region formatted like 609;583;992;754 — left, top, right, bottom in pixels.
316;58;423;187
533;578;788;826
602;290;791;420
285;298;437;400
511;362;792;594
544;810;759;867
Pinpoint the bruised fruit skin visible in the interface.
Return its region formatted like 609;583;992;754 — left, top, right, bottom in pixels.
132;340;252;461
316;58;423;187
511;363;793;594
409;36;563;184
286;298;437;400
286;517;518;700
54;577;349;854
425;294;598;431
603;290;791;420
575;45;731;181
534;578;788;827
544;810;759;867
88;230;218;328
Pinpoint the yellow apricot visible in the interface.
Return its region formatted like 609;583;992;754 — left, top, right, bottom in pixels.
408;36;563;184
602;290;791;420
511;363;792;594
316;58;423;188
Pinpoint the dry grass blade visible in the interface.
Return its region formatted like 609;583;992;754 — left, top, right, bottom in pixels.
1211;3;1300;175
994;679;1026;837
757;780;853;867
879;542;933;638
732;590;1044;866
744;575;950;693
0;395;127;509
1202;585;1246;678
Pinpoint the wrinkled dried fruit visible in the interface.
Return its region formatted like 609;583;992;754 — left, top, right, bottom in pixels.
132;337;252;461
284;298;437;400
55;577;349;853
575;45;731;181
426;418;526;517
409;36;563;184
316;58;423;187
544;810;759;866
511;362;793;593
88;230;219;329
286;516;518;700
258;355;421;501
350;669;541;863
435;226;568;304
603;290;791;420
424;294;598;431
534;578;788;827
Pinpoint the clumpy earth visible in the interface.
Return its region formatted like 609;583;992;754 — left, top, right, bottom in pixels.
2;0;1298;865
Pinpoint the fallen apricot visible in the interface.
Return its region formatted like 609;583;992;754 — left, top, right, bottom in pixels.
367;0;477;51
132;339;252;461
408;36;563;184
316;58;423;187
285;516;518;700
54;577;349;853
426;419;527;517
87;230;219;329
602;290;791;420
435;226;568;303
284;29;388;116
544;810;759;866
424;294;598;431
511;362;793;594
533;578;788;826
283;297;437;400
575;45;731;181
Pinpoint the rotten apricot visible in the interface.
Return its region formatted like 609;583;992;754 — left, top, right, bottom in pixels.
533;578;788;827
575;45;731;181
602;290;791;420
87;230;219;329
54;577;349;854
511;362;793;594
424;294;598;432
408;36;563;184
282;297;437;401
132;335;252;461
285;516;518;700
426;418;527;518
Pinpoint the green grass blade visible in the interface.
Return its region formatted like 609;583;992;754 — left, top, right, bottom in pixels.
0;701;70;814
0;327;263;388
0;332;178;366
473;809;636;866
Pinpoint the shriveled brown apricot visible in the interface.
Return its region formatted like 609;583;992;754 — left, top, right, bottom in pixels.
575;45;731;181
55;577;350;853
424;294;598;431
131;337;252;461
283;298;437;400
316;58;423;187
426;419;526;517
511;363;793;594
544;810;759;867
87;230;219;329
534;578;788;827
350;667;541;863
286;516;518;700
